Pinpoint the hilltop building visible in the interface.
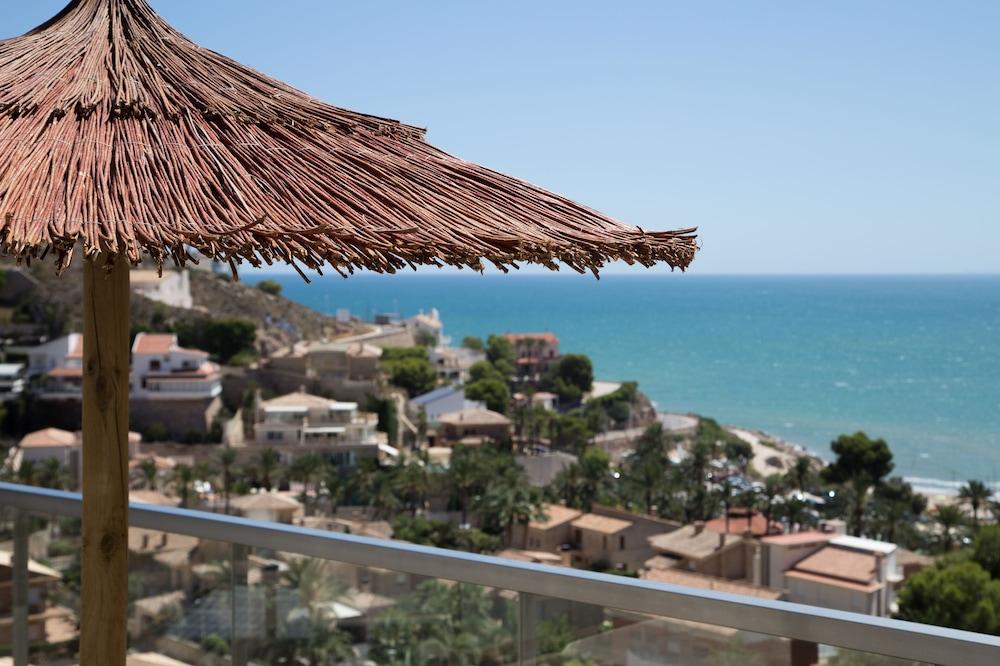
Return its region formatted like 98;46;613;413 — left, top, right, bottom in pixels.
503;332;560;382
260;340;382;402
436;408;513;446
0;363;25;399
762;532;901;617
131;333;221;400
130;269;193;309
253;391;380;468
9;427;141;488
410;385;485;423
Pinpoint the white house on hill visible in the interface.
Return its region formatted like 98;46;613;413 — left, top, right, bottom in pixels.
131;333;222;400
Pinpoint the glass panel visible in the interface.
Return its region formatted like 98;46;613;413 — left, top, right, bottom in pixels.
238;545;519;665
0;508;81;666
520;593;943;666
126;524;233;666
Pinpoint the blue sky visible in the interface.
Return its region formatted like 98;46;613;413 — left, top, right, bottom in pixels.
7;1;999;274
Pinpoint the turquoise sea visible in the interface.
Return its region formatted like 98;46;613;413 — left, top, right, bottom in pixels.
248;273;1000;489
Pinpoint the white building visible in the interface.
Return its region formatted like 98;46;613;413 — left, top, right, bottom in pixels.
406;309;444;345
409;385;485;423
428;345;485;383
10;427;141;488
131;333;221;400
0;363;26;398
761;532;901;617
130;269;193;309
19;333;82;377
254;391;380;468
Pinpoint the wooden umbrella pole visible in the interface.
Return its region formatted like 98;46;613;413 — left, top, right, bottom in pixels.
81;254;130;666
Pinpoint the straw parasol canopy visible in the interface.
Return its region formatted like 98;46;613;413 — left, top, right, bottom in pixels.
0;1;698;664
0;0;697;277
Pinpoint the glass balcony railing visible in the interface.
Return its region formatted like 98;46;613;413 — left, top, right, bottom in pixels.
1;482;998;665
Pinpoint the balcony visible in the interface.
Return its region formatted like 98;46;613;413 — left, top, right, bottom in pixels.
1;482;997;666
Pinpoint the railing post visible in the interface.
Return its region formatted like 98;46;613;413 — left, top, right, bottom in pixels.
12;510;29;666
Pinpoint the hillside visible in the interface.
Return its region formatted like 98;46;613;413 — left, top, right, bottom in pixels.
2;262;365;353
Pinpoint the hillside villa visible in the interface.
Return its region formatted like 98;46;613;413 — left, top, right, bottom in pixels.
253;391;381;468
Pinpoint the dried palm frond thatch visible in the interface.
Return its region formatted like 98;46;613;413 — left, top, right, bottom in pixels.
0;0;697;277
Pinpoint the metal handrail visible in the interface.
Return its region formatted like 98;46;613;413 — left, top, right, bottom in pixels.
2;482;997;666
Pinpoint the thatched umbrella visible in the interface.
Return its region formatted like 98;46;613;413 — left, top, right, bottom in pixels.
0;0;697;663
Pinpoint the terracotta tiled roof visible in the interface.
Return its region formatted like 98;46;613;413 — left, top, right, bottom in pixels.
260;391;337;409
705;509;783;537
504;332;559;345
230;492;303;511
133;333;176;354
19;427;77;448
643;568;783;600
571;513;632;535
784;569;881;593
788;545;880;590
761;531;833;546
649;525;740;561
530;504;583;530
48;366;83;379
438;408;512;427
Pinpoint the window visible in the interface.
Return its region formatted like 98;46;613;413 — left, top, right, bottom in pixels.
267;431;283;441
619;535;626;550
150;360;161;371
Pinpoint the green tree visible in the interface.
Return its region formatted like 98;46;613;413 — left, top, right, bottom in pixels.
370;581;514;665
868;477;926;545
790;455;813;492
822;432;894;537
256;448;281;491
465;376;510;414
476;467;544;545
138;458;158;490
381;347;438;397
175;317;257;365
550;447;612;512
933;504;966;553
367;395;399;445
289;453;324;514
972;525;1000;578
550;414;593;455
897;560;1000;635
171;464;195;508
143;421;170;443
621;424;671;513
958;480;993;527
724;439;753;473
449;446;492;525
461;336;484;351
394;460;430;516
255;279;282;296
759;474;785;536
547;354;593;403
486;334;516;369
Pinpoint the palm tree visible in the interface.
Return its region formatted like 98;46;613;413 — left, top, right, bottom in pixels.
475;469;543;546
218;447;237;515
138;458;158;490
256;448;281;491
791;456;812;493
760;474;785;535
394;460;429;516
290;453;324;514
958;480;993;527
171;464;195;508
16;459;37;486
933;504;966;552
39;458;68;490
782;496;812;532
